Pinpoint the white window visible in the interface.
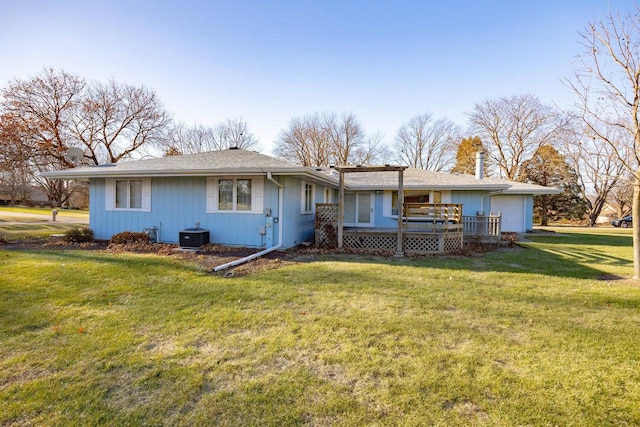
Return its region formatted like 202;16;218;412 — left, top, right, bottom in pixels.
106;178;151;211
301;182;315;214
207;176;263;213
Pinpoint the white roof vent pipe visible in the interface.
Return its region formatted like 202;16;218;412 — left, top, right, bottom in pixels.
475;151;485;180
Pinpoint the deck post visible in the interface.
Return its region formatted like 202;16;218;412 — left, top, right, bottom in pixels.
338;170;344;250
396;169;404;256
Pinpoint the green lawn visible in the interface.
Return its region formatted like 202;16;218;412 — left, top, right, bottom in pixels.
1;229;639;426
0;223;87;240
0;206;89;218
0;206;89;240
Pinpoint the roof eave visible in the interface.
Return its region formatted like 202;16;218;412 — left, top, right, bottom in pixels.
41;167;341;186
503;188;563;195
346;184;511;191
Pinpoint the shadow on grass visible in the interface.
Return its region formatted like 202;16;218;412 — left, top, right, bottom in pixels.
32;248;198;271
1;232;634;282
527;231;632;247
311;232;633;281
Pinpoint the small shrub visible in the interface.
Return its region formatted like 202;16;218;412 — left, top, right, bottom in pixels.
501;232;519;245
0;231;8;244
64;227;94;243
110;231;150;244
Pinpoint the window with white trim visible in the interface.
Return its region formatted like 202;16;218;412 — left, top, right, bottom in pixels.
106;178;151;211
301;182;314;214
206;176;263;213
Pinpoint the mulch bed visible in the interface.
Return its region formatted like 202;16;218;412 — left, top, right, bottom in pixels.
1;236;516;277
0;238;298;277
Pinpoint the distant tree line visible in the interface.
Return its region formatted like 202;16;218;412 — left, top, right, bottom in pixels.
271;91;632;228
2;6;639;276
0;68;259;206
0;11;636;233
0;68;630;227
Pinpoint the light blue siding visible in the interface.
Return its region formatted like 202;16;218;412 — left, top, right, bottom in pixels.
374;191;397;228
89;175;328;249
91;176;283;248
451;191;487;216
279;176;317;247
524;195;534;231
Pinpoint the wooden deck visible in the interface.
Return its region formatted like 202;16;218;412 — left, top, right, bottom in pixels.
315;203;501;255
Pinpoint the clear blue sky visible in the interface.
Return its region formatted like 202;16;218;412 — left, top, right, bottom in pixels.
0;0;634;154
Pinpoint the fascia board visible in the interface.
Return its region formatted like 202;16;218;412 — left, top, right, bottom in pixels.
503;188;562;195
346;184;511;191
41;167;342;187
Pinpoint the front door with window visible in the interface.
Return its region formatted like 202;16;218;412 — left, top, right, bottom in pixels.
344;192;373;227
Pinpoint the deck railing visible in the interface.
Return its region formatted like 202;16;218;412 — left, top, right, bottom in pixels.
402;203;462;223
462;214;502;237
314;203;502;253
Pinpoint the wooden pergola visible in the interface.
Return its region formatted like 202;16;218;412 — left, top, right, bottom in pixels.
335;165;409;255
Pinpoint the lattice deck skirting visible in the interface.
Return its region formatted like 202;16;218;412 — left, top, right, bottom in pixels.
315;204;465;254
342;229;463;254
315;204;339;248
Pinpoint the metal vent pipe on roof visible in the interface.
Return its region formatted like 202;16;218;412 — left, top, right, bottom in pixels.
476;152;485;180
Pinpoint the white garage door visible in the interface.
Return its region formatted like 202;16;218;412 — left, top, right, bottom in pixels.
491;196;525;233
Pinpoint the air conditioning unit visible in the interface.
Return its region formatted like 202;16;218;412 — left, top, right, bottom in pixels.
179;227;210;248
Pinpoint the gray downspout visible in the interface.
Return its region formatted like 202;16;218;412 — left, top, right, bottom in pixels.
213;172;283;272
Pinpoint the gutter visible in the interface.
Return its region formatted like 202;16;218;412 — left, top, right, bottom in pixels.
41;166;339;186
213;172;284;272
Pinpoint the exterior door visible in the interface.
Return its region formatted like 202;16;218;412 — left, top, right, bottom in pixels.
344;192;373;227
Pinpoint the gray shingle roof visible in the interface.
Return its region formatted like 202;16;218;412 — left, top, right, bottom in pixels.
317;167;560;193
42;150;560;195
43;149;315;178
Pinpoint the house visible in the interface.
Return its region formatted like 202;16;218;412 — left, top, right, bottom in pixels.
42;149;338;249
316;152;560;234
0;185;49;206
596;203;620;225
42;149;560;250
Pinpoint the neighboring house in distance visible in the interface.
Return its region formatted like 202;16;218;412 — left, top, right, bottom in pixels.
596;203;619;225
43;148;560;249
0;185;49;206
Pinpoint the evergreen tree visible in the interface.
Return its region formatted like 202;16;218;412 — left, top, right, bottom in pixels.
520;145;587;225
451;136;485;175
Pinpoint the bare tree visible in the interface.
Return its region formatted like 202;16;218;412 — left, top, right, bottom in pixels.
165;122;216;155
469;94;564;180
274;112;375;166
568;6;640;278
609;175;633;218
1;68;85;204
350;131;389;166
1;67;84;167
560;120;627;226
214;118;260;151
69;79;171;164
324;112;365;165
1;68;174;204
0;113;34;204
165;118;259;156
274;114;330;166
393;113;458;171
